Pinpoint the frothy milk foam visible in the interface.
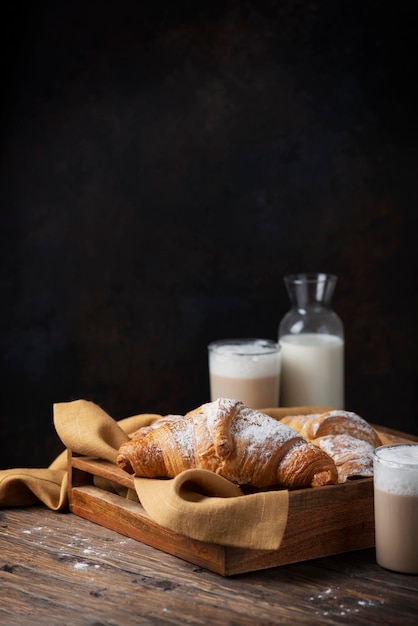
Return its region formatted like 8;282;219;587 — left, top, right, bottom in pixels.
210;342;280;378
374;444;418;496
209;340;281;409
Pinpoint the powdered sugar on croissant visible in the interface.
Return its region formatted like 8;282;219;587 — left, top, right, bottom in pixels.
280;410;382;447
280;410;382;482
311;434;375;482
117;398;338;489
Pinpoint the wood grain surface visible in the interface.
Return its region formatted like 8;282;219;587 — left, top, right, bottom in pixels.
1;506;417;626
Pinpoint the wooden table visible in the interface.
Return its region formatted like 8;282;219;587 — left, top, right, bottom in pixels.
1;505;417;625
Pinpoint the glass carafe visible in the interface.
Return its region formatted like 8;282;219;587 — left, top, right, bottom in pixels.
278;273;344;408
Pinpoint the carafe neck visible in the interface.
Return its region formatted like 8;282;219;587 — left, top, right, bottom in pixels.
284;273;337;311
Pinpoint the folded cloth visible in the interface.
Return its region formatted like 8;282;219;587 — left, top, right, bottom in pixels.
0;469;68;511
134;469;289;550
0;399;293;550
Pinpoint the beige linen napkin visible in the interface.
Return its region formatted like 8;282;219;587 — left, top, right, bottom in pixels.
0;399;290;550
0;468;68;511
135;470;288;550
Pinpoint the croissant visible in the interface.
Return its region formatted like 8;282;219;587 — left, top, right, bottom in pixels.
310;434;375;483
129;415;184;439
280;410;382;447
280;410;382;482
117;398;338;489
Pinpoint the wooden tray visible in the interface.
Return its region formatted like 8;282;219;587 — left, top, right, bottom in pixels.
67;424;418;576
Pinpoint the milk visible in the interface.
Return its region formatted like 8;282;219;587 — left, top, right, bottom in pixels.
279;333;344;408
373;444;418;574
208;339;281;409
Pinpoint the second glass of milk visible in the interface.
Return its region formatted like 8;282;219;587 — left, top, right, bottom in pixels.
208;338;281;409
278;273;345;408
373;444;418;574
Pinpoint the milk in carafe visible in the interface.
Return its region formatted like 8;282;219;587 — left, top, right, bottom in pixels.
279;333;344;407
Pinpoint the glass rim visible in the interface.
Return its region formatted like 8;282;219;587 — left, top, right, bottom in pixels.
208;338;280;356
284;272;337;284
373;443;418;468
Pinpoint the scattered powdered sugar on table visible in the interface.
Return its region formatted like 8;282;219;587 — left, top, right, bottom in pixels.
21;526;47;535
74;562;90;570
307;586;385;618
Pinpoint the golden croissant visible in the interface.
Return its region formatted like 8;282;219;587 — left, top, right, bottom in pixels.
279;409;382;447
311;434;376;482
117;398;338;489
280;410;382;482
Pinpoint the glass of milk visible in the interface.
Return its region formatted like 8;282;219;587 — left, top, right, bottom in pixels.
278;273;345;408
373;444;418;574
208;338;281;409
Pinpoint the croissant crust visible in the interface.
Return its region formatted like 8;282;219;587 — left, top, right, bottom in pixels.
280;410;382;447
280;410;382;482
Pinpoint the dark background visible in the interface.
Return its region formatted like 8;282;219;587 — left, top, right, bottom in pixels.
1;0;417;469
